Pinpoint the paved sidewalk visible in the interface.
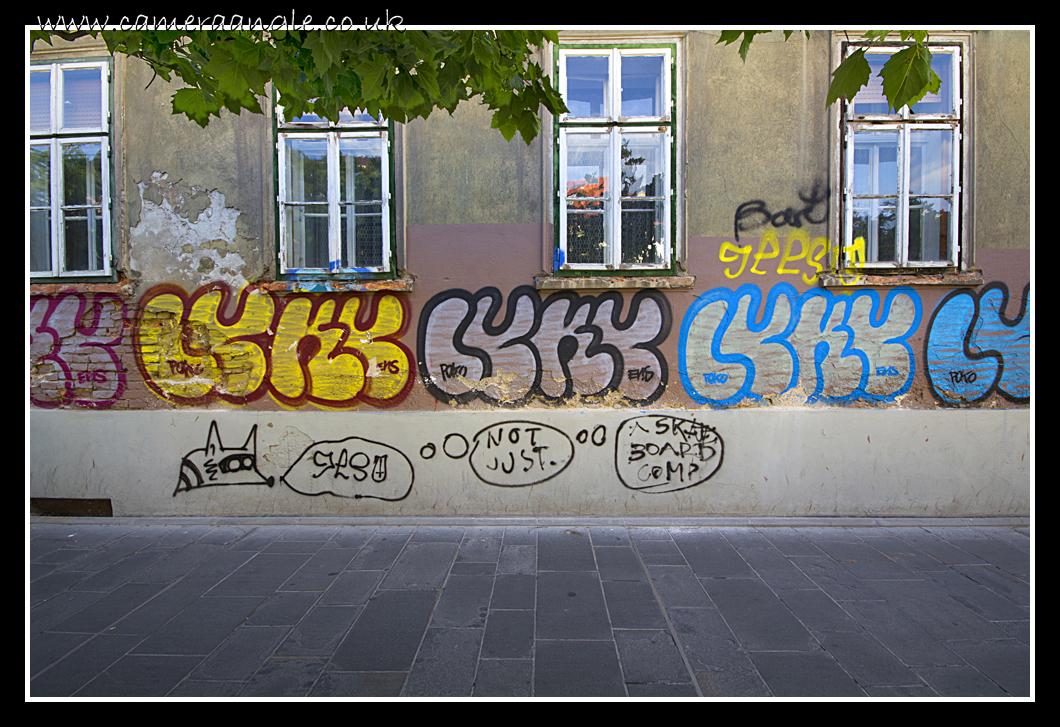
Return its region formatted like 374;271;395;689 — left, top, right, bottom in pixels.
28;517;1031;698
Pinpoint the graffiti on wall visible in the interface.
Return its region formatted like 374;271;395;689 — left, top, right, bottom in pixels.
175;416;723;498
679;282;921;406
133;282;413;408
466;421;575;487
282;437;414;500
418;286;671;405
719;231;867;286
733;182;829;242
175;421;275;495
30;292;127;408
925;282;1030;404
615;415;723;494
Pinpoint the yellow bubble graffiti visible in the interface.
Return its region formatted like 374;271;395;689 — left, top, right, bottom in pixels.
136;289;273;401
135;284;412;408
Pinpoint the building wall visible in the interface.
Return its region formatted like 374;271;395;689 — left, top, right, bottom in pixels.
29;30;1031;517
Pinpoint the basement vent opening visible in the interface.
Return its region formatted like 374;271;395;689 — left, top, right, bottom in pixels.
31;498;113;517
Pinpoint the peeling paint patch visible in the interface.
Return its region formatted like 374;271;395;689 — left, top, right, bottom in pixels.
262;426;316;470
129;172;249;289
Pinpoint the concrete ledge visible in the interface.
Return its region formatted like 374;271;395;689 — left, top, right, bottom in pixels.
258;275;414;293
31;408;1030;518
535;275;695;290
30;515;1030;528
819;269;983;288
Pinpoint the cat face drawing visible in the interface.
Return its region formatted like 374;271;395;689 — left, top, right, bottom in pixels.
175;421;275;496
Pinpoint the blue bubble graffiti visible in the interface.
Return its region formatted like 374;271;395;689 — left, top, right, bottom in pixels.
925;282;1030;403
679;283;922;407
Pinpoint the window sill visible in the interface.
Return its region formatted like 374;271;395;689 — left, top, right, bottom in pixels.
818;268;983;288
260;273;414;294
535;274;695;291
30;277;137;298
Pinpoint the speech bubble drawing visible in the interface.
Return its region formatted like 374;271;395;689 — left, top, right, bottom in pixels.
282;437;414;500
615;415;723;493
469;421;574;487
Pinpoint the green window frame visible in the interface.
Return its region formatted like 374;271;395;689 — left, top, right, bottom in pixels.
30;59;112;279
554;43;678;276
276;105;396;278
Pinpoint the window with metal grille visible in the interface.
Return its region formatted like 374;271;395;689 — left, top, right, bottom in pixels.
277;107;392;275
30;60;111;278
555;44;675;273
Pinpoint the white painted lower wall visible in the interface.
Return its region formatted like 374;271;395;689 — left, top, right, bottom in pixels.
29;408;1030;518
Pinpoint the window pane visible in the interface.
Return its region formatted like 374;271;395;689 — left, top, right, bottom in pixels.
852;50;956;116
565;133;610;199
908;197;952;262
31;69;51;132
621;133;666;198
911;51;954;115
31;210;52;272
339;137;383;202
342;204;383;268
62;67;103;128
620;132;667;265
31;144;50;207
283;105;381;125
621;199;664;265
62;143;103;207
621;54;665;117
285;204;330;268
564;133;610;264
285;109;327;123
853;199;898;262
284;138;329;202
63;207;105;271
851;54;893;115
339;108;382;124
909;129;952;195
565;55;610;117
566;203;606;264
853;131;899;196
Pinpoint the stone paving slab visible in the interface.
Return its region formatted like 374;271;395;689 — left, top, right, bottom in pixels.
28;517;1032;699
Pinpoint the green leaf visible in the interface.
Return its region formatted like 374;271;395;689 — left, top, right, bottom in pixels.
171;87;218;127
39;29;559;142
717;30;744;45
356;58;391;102
881;43;936;111
862;30;892;42
715;30;770;62
827;49;871;106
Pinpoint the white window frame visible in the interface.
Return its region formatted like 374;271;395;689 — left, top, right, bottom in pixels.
840;43;964;270
29;60;112;279
276;107;392;275
556;44;676;273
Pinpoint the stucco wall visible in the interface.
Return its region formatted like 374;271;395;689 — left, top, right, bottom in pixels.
29;30;1031;518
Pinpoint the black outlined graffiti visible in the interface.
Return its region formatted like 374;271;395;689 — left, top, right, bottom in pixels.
174;421;275;496
925;282;1030;404
733;181;829;242
281;437;414;500
615;415;723;494
468;421;574;487
418;286;671;406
